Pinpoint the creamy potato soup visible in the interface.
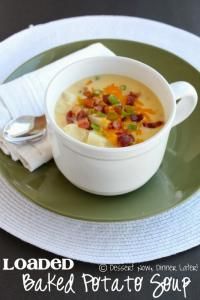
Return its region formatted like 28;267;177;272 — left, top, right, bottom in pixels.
55;75;165;147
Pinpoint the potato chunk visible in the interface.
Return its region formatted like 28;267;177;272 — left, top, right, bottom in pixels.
87;131;111;147
63;124;89;142
89;115;109;128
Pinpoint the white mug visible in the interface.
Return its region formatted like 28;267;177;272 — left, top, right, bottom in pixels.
45;56;198;195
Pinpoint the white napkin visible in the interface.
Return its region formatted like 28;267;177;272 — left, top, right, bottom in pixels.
0;43;115;171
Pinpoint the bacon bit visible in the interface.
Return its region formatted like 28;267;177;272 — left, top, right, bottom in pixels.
103;94;110;105
130;91;140;97
130;114;144;122
66;110;75;123
143;121;164;128
93;97;101;105
103;105;110;114
76;110;87;121
113;120;122;129
83;98;95;108
126;92;139;105
115;130;127;135
136;111;151;121
114;105;122;115
85;80;93;85
77;117;90;129
94;105;104;112
83;88;93;98
126;95;136;105
108;120;122;130
117;133;134;147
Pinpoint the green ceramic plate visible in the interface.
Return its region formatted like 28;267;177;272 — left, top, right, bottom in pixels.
1;39;200;222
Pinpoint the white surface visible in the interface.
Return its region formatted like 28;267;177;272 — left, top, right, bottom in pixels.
0;15;200;264
0;43;114;171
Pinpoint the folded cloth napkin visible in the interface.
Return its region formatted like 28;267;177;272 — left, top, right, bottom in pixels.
0;43;115;171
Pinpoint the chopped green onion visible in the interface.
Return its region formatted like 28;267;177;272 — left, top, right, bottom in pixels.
122;110;132;118
91;123;100;131
124;105;134;113
120;84;127;91
107;111;118;121
128;123;137;131
94;76;100;80
96;111;106;117
108;94;120;105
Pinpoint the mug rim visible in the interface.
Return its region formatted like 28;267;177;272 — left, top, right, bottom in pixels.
45;55;176;154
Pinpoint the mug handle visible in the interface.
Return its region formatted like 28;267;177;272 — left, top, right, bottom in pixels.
170;82;198;127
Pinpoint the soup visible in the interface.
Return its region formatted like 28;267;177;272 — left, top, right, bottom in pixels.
55;74;165;147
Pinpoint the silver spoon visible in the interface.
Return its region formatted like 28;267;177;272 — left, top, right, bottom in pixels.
3;115;47;144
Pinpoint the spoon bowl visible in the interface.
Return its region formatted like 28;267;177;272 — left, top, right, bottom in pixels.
3;115;47;144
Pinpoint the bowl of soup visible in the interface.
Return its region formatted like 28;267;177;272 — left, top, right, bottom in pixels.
46;56;197;195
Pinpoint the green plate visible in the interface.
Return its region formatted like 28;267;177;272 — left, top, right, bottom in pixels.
1;39;200;222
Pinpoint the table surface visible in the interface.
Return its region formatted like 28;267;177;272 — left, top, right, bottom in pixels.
0;0;200;299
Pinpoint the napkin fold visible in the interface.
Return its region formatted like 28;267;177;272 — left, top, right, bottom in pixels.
0;43;115;171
